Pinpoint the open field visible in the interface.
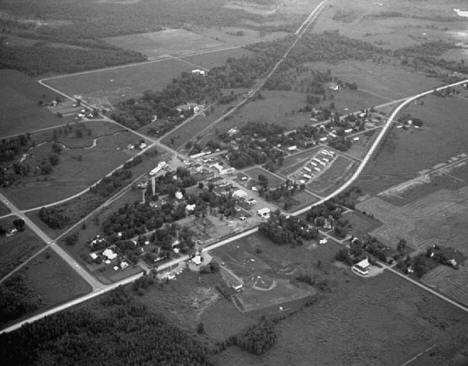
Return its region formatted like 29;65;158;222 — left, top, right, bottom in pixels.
183;47;254;68
104;28;225;59
44;58;194;106
215;269;468;366
346;128;380;159
307;155;357;195
357;186;468;255
0;216;46;279
21;249;92;306
358;95;468;195
2;121;142;210
26;149;161;239
342;210;382;239
0;202;9;216
306;60;441;101
313;0;466;50
196;26;288;47
0;70;75;137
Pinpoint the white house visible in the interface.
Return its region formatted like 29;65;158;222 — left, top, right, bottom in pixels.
233;189;248;199
352;258;370;276
102;248;117;261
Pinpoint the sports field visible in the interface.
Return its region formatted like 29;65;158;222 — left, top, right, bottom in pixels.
0;70;75;137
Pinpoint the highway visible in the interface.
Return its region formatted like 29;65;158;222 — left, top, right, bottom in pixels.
185;0;328;145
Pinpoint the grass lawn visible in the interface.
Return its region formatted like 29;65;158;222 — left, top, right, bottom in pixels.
2;121;143;209
0;202;9;216
0;216;46;278
44;57;194;106
196;26;288;47
0;70;75;137
357;95;468;195
278;147;322;176
346;128;380;159
307;155;357;195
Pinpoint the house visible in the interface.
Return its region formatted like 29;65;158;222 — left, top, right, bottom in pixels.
186;203;196;212
287;145;298;152
232;284;243;292
102;248;117;261
175;191;184;200
257;207;271;219
120;261;129;269
319;137;328;142
352;258;370;276
319;238;328;245
192;69;206;76
149;161;167;176
352;137;360;142
233;189;248;199
89;252;98;260
344;128;353;134
192;255;203;265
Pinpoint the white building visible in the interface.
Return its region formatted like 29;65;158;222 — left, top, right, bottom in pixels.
233;189;248;199
352;258;370;276
102;248;117;261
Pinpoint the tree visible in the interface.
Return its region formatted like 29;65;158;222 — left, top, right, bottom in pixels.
64;232;79;246
12;218;25;232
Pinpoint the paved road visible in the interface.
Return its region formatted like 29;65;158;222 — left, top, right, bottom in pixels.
186;0;328;145
0;193;103;291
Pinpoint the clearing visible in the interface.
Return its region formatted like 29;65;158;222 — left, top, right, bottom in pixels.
0;70;75;137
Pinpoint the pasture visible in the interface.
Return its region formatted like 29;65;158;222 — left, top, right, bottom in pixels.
0;216;46;279
307;155;356;196
423;266;468;307
0;70;75;137
182;47;254;69
357;95;468;195
2;121;143;210
197;26;288;47
104;28;225;59
244;166;285;186
44;58;194;106
278;147;323;176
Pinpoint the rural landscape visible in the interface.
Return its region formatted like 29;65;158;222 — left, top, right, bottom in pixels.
0;0;468;365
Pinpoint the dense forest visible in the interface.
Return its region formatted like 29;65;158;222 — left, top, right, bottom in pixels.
0;287;214;366
0;274;42;328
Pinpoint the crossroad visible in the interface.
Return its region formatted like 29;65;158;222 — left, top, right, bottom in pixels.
1;0;468;335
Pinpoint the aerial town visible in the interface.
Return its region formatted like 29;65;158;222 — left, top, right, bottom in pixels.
0;0;468;365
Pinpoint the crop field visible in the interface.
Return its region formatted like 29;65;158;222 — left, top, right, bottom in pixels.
19;249;91;312
0;70;75;137
423;266;468;307
44;57;194;106
307;155;357;195
2;121;143;210
215;269;468;366
357;186;468;254
305;60;441;101
0;216;46;279
104;28;226;59
313;0;465;50
358;95;468;195
346;128;380;159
